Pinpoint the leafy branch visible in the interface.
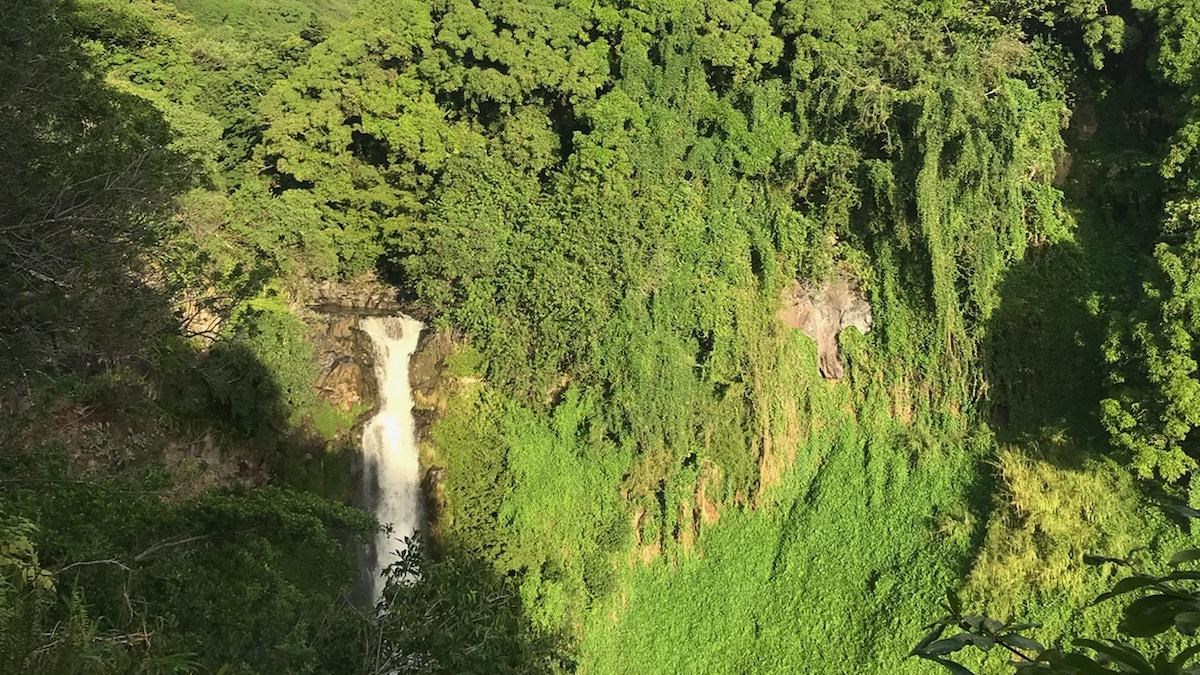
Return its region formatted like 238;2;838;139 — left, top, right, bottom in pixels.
912;502;1200;674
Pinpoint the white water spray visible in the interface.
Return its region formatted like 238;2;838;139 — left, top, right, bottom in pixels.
360;315;424;601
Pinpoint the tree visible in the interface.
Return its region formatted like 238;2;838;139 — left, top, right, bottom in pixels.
912;503;1200;674
1101;2;1200;482
369;537;567;675
0;0;189;382
0;464;375;673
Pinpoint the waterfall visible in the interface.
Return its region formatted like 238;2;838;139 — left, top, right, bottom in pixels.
360;315;424;602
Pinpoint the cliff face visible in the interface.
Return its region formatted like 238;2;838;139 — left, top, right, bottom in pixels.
310;314;377;418
778;274;872;380
302;277;454;441
300;276;457;544
302;276;404;429
408;329;457;545
308;278;407;316
409;330;455;438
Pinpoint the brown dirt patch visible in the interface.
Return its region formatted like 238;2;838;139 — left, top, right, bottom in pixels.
778;275;871;380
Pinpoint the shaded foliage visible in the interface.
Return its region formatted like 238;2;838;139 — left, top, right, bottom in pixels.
1101;3;1200;481
0;2;385;671
369;536;567;675
0;0;189;382
0;449;374;672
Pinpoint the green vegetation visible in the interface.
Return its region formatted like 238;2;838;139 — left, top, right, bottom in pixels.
1101;3;1200;483
912;503;1200;673
170;0;353;34
0;469;372;672
372;536;567;674
0;0;375;670
6;0;1200;672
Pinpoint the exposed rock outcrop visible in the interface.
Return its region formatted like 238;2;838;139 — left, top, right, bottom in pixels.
409;330;456;438
310;315;377;416
308;278;403;315
779;274;872;380
301;275;409;421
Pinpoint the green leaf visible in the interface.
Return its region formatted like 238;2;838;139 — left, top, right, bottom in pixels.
960;615;1003;634
1152;652;1180;675
922;617;954;630
1173;643;1200;668
1119;596;1190;638
1036;648;1119;675
967;634;995;651
1086;554;1133;567
925;633;994;656
1170;549;1200;566
1162;502;1200;520
1159;570;1200;582
1000;633;1045;654
1175;611;1200;636
1093;575;1162;604
924;636;973;657
912;623;947;655
946;588;963;617
1074;639;1155;673
927;656;977;675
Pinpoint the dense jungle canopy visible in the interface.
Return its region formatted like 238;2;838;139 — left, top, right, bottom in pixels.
5;0;1200;672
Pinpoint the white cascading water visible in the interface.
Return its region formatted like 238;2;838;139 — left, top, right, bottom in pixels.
360;315;424;601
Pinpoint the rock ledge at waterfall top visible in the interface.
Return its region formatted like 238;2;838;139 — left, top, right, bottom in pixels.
307;277;404;316
301;276;418;421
